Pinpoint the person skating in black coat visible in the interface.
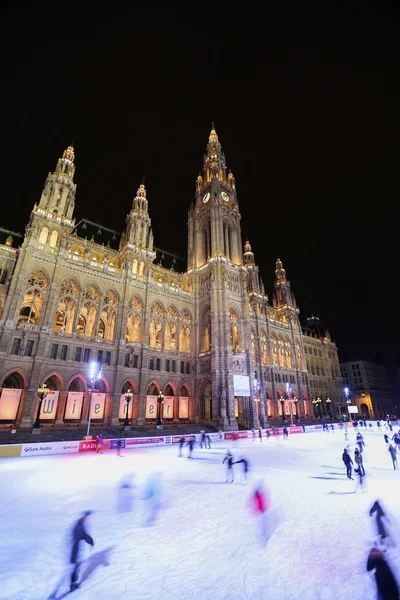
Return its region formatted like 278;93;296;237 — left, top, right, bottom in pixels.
70;511;94;591
186;439;195;458
223;451;234;482
178;437;185;457
367;546;399;600
234;457;249;480
342;448;353;480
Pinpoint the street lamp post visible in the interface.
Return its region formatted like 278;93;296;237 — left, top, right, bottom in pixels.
293;396;298;421
316;396;322;418
312;397;318;418
86;362;102;438
286;383;293;425
156;391;164;429
123;388;133;431
32;383;48;433
279;396;285;421
344;386;351;420
326;397;332;420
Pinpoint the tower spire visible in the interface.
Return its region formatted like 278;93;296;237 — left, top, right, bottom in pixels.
273;258;297;311
38;145;77;219
124;182;153;250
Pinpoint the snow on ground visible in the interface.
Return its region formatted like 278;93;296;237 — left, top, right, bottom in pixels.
1;426;400;600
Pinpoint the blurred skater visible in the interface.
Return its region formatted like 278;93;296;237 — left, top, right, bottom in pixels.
143;473;161;526
70;511;94;591
384;433;390;446
356;431;365;453
178;436;185;457
186;438;195;458
206;434;211;449
283;426;289;440
234;456;249;480
218;429;223;441
250;484;269;545
252;428;256;442
258;428;262;442
366;546;399;600
96;434;104;454
199;431;206;448
354;447;365;476
266;429;271;440
388;445;398;470
116;438;123;457
117;474;134;512
342;447;354;480
223;451;234;482
370;500;390;546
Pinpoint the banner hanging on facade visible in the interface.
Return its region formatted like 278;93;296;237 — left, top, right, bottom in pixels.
179;396;188;419
145;395;158;419
0;388;22;420
163;396;174;419
348;406;359;414
40;391;59;420
64;392;84;420
234;397;239;418
89;393;106;420
119;394;134;419
233;374;250;397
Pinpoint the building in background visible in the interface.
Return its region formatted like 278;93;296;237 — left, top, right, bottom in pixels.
0;129;344;430
340;360;396;419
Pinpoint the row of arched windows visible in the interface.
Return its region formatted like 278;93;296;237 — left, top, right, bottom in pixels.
251;330;304;370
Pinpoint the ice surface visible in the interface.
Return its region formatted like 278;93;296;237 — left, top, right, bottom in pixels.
1;427;400;600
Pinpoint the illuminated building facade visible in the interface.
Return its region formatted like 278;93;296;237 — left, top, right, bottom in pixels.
0;129;345;429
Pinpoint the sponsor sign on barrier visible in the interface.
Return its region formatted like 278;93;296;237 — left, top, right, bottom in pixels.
79;440;97;452
109;439;126;449
22;441;80;456
125;437;164;446
224;431;248;439
171;435;196;444
0;444;22;458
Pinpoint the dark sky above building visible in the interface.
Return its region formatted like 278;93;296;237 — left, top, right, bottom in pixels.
4;4;400;364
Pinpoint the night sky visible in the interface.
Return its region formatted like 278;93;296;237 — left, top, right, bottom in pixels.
4;4;400;365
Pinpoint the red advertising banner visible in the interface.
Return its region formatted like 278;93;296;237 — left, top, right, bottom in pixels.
79;440;97;452
89;393;105;420
0;388;22;420
125;437;164;446
119;394;134;419
40;391;59;420
64;392;83;420
171;434;195;444
163;396;174;419
224;431;249;439
145;395;157;419
178;396;188;419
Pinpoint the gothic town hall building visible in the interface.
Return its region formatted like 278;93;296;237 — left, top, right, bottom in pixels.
0;129;345;430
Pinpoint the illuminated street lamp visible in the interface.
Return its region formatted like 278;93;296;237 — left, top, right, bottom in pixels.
293;396;298;421
87;362;102;438
286;383;293;425
32;383;48;433
123;388;133;430
156;391;164;428
312;397;317;418
316;396;322;418
326;397;332;419
344;386;351;420
279;396;285;421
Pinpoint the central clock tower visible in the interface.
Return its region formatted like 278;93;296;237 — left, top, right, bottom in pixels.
188;127;259;430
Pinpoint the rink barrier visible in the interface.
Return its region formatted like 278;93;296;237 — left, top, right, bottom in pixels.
0;424;317;459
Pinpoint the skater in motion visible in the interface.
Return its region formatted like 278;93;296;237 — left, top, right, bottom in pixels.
258;428;263;442
354;447;365;476
356;431;365;453
283;426;289;440
366;546;399;600
384;433;390;446
234;456;249;480
70;511;94;591
388;445;398;471
250;484;269;545
206;434;211;449
178;436;185;457
186;438;195;458
96;434;104;454
223;451;234;483
199;431;206;448
342;447;353;480
370;500;390;546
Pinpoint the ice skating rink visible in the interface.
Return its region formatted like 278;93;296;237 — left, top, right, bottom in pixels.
1;427;400;600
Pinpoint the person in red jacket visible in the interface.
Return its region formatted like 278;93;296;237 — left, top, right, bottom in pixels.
251;485;269;544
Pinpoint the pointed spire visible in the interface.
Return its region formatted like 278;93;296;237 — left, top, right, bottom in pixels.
275;258;287;283
209;124;219;143
62;145;75;163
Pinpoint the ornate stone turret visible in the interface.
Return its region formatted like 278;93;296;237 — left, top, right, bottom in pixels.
273;258;297;309
244;241;262;294
124;183;154;251
38;145;77;219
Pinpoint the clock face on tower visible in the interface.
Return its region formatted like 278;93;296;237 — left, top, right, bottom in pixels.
221;191;229;202
203;192;210;203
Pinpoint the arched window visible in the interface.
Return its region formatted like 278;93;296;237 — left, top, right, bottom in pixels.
149;303;164;347
53;280;79;333
38;227;49;245
202;307;211;351
260;331;269;366
286;348;292;369
76;284;100;337
17;270;48;325
56;188;63;206
99;289;118;340
126;296;143;343
49;231;58;248
250;329;256;358
132;259;138;275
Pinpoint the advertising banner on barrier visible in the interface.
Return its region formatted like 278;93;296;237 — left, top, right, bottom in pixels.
0;388;22;420
109;439;126;449
119;394;133;419
171;434;195;444
126;437;164;446
89;393;106;420
64;392;83;420
224;431;249;439
163;396;174;419
0;444;22;458
79;440;97;452
40;391;59;420
145;396;157;419
178;397;188;419
22;441;80;456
